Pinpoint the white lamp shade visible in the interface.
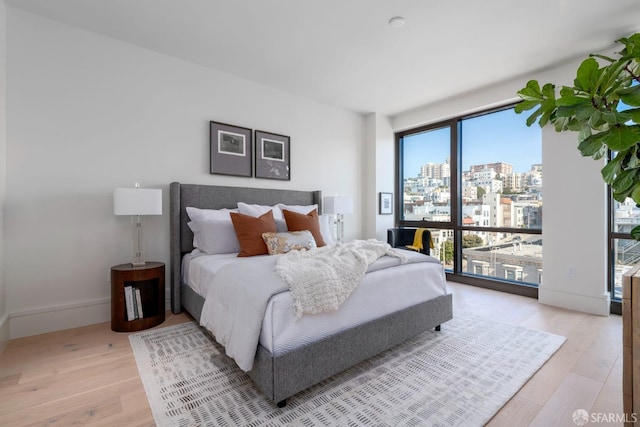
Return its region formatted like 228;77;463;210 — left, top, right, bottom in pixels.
114;188;162;216
323;195;353;215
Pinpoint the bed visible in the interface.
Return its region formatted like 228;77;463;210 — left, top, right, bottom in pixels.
169;182;453;406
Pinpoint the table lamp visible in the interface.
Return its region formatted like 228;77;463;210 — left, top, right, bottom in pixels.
114;183;162;266
323;195;353;243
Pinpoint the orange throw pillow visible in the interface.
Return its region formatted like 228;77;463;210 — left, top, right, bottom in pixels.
282;209;326;247
230;210;277;257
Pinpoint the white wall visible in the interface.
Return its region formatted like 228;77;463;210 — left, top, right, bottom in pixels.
389;56;610;316
5;9;363;338
540;127;608;315
0;0;8;351
362;114;395;241
362;114;376;238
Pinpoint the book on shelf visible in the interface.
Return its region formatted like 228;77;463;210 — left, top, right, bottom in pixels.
124;285;136;321
135;287;144;319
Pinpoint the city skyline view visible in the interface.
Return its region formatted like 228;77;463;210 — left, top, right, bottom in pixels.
399;105;544;287
402;107;542;178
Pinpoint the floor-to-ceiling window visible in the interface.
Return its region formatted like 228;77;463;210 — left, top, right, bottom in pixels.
609;192;633;314
607;86;635;314
396;105;542;296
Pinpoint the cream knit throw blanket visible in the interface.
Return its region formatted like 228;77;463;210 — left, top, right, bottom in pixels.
275;239;408;318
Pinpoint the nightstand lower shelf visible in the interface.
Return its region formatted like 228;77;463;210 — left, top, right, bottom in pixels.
111;262;165;332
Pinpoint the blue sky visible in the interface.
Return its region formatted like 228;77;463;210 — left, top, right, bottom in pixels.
402;108;542;177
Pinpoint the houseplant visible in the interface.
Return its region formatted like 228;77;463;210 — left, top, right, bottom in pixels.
515;33;640;238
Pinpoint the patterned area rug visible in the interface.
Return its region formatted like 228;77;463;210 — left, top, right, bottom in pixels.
129;312;565;426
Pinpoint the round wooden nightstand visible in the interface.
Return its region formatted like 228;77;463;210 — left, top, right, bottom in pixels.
110;262;165;332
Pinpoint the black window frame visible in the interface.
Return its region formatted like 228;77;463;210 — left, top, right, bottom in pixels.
607;180;625;315
395;103;541;298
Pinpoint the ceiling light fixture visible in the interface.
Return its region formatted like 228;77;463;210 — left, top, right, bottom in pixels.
388;16;406;28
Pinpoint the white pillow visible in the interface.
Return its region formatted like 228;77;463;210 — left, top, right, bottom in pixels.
186;206;237;221
276;203;318;215
187;220;240;254
275;219;288;232
237;202;283;220
318;214;334;245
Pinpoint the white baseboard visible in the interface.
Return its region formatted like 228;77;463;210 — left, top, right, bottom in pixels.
9;298;111;339
538;287;610;316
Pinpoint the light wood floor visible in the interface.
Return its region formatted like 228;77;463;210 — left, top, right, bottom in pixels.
0;282;623;426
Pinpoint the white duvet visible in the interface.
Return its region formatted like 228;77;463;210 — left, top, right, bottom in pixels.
276;239;407;317
200;255;287;371
198;241;444;372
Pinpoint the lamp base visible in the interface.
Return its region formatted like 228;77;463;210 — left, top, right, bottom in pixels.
131;220;146;267
335;213;345;243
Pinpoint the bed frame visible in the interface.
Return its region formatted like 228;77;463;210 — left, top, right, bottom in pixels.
169;182;453;406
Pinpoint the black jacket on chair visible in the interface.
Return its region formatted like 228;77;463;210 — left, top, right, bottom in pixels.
387;228;431;256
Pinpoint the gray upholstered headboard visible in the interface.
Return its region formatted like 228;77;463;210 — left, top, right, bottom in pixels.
169;182;322;313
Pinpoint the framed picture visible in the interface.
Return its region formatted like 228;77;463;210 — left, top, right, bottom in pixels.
379;192;393;215
210;121;252;177
254;130;290;180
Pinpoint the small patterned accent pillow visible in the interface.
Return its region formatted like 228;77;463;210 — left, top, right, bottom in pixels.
262;230;317;255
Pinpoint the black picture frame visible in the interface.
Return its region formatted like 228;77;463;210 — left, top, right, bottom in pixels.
254;130;290;180
210;121;252;177
379;192;393;215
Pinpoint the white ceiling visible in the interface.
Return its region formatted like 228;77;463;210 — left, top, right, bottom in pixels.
6;0;640;117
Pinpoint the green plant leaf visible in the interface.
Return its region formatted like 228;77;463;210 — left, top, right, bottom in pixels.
514;100;540;114
576;104;597;121
596;59;629;96
567;117;584;132
601;153;624;184
603;110;632;125
555;97;592;121
592;145;607;160
560;86;575;97
589;109;604;128
539;107;553;128
525;107;543;126
618;34;640;58
516;81;559;128
577;132;605;157
613;186;634;202
601;125;640;151
631;224;640;240
578;125;592;142
631;182;640;205
628;108;640;123
517;80;543;101
556;95;590;107
575;58;599;92
542;83;556;99
612;168;637;193
590;53;617;63
618;85;640;106
628;146;640;168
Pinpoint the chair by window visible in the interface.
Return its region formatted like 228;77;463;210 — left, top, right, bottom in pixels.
387;228;431;256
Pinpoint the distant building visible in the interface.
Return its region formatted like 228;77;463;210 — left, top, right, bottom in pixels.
482;193;503;228
470;162;513;175
503;172;524;192
461;182;478;200
420;161;450;180
464;238;542;285
500;197;512;228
